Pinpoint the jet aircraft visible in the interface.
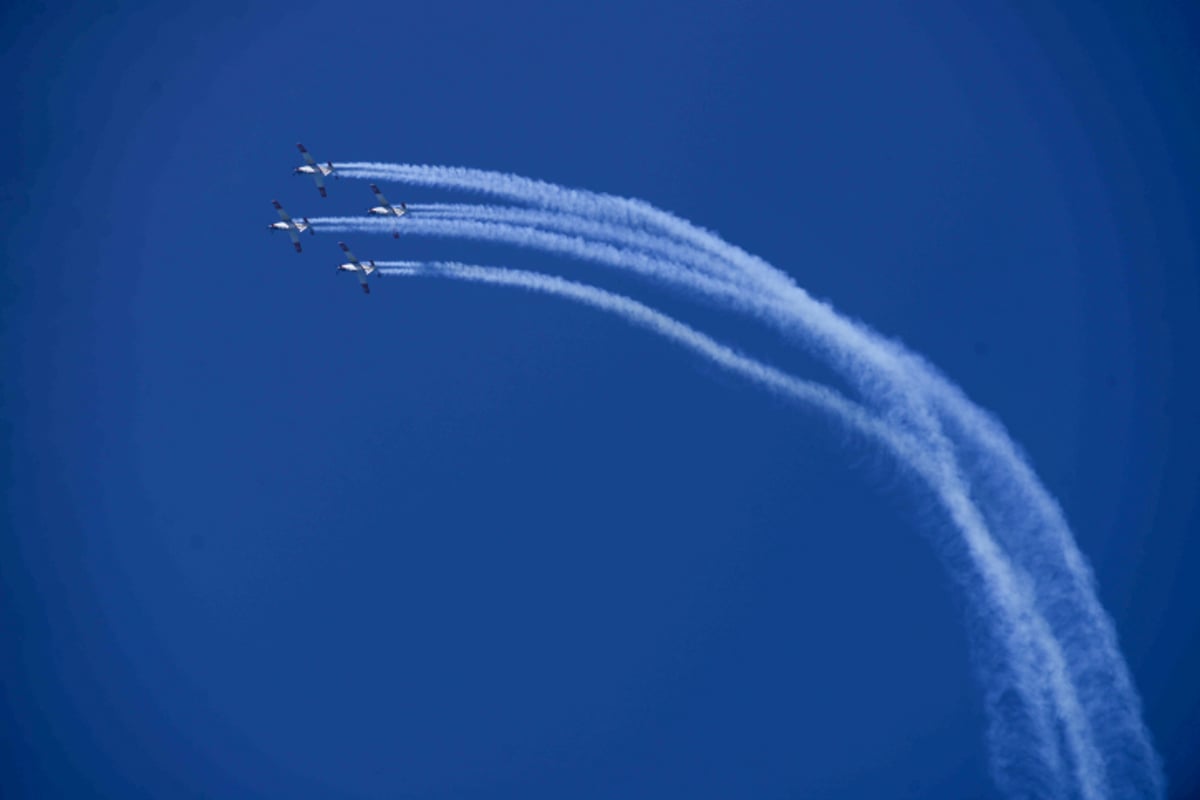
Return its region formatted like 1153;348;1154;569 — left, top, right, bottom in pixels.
367;183;407;238
295;143;336;197
267;200;313;252
336;242;376;294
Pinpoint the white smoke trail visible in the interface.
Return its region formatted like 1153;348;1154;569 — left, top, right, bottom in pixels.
374;185;1161;786
343;166;1164;799
330;164;1163;797
378;262;902;444
326;169;978;441
406;203;751;291
335;162;797;299
310;215;757;305
334;200;1102;795
311;214;946;450
333;187;1106;796
382;193;1163;795
376;260;1097;799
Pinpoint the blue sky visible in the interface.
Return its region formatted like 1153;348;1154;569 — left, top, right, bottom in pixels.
3;1;1198;797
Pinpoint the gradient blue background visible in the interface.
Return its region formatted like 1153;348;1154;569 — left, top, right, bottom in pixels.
4;1;1198;797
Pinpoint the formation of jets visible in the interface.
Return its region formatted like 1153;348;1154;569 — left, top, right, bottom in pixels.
267;143;408;295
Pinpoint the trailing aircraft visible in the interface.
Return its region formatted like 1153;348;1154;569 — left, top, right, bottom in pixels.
267;200;312;252
294;143;336;197
367;183;407;238
336;241;376;294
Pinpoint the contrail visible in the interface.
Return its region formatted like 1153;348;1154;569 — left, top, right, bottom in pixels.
313;214;954;444
332;164;1163;797
371;197;1163;796
377;261;1095;799
337;185;1118;797
338;196;1109;796
377;262;907;445
321;174;982;443
405;203;751;290
336;162;793;294
310;215;756;304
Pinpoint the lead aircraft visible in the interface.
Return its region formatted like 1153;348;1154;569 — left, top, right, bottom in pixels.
294;143;336;197
367;184;408;238
267;200;312;252
336;242;376;294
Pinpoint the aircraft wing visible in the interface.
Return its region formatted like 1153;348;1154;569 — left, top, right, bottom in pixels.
370;183;391;207
312;173;327;197
287;229;302;253
297;142;318;167
338;241;362;268
357;272;371;293
272;200;294;224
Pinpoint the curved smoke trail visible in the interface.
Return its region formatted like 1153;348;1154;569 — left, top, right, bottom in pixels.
328;165;1162;798
323;198;1154;797
378;261;1090;798
406;203;748;290
317;212;1097;797
312;214;983;446
311;215;761;313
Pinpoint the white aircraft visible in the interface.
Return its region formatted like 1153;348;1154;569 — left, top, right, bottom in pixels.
294;143;336;197
267;200;313;252
367;184;407;238
337;241;376;294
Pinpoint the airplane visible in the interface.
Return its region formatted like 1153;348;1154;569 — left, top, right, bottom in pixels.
336;241;376;294
267;200;313;253
294;142;336;197
367;183;407;238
